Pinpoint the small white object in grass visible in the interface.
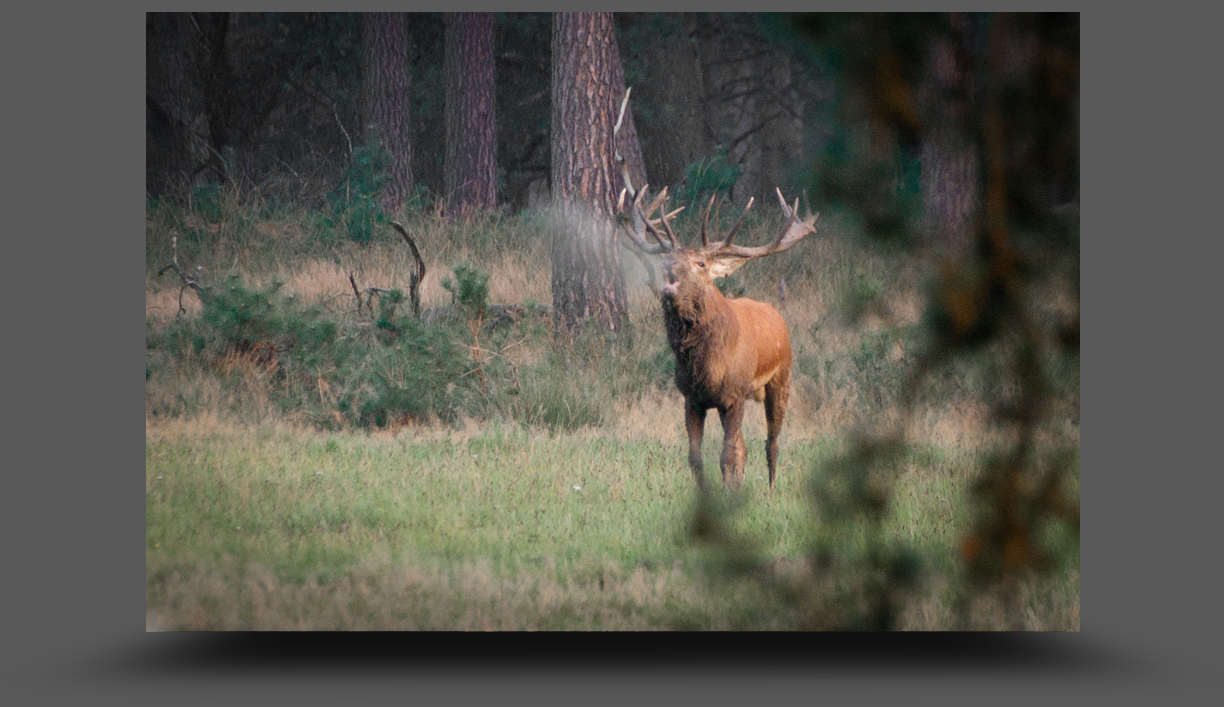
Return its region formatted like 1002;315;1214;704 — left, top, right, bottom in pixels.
573;485;581;491
315;472;324;476
155;476;164;480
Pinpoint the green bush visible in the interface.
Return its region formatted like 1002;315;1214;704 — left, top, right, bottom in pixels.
328;132;392;243
191;182;225;222
197;277;337;359
678;148;742;208
442;263;491;316
352;320;470;425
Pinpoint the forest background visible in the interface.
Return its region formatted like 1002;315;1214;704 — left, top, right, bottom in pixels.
144;12;1080;631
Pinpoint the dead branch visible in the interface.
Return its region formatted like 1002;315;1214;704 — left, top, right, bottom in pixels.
349;272;407;318
348;273;365;315
157;235;206;316
389;221;426;319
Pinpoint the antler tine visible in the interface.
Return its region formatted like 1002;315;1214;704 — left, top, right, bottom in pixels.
617;187;626;211
644;185;669;220
707;190;817;261
617;182;674;254
700;193;715;248
614;86;632;136
613;88;637;196
628;183;667;250
718;196;754;249
659;204;680;249
644;220;669;249
775;187;792;219
634;183;650;212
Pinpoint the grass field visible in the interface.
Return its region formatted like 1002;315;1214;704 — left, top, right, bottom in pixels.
145;193;1079;630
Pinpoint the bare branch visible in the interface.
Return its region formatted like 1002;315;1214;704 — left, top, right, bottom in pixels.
348;273;364;315
390;221;426;319
613;85;632;136
158;235;206;316
333;103;353;159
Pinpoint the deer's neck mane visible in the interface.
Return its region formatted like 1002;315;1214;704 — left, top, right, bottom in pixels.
663;285;738;378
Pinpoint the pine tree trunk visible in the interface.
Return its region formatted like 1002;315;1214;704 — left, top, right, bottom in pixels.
920;13;982;252
444;13;497;214
362;13;414;214
550;12;630;338
146;13;208;200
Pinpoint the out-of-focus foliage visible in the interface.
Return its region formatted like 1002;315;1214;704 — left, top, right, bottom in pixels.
691;13;1079;630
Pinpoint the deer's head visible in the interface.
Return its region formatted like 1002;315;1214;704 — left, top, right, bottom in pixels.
617;186;820;315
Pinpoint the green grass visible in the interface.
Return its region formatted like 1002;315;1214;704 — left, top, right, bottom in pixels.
146;192;1079;630
145;424;1077;630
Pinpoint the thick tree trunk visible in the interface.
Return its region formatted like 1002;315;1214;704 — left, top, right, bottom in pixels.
920;13;982;252
146;13;208;200
362;13;414;214
549;12;631;338
444;13;497;214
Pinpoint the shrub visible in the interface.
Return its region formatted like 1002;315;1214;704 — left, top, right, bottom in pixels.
191;182;225;222
352;320;470;426
194;277;337;359
678;148;742;208
328;131;392;243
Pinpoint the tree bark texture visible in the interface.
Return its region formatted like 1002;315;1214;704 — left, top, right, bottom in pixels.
146;13;209;199
362;12;414;214
444;13;497;213
919;13;982;252
549;12;631;337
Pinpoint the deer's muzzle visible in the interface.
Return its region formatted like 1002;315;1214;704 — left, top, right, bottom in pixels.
661;262;680;297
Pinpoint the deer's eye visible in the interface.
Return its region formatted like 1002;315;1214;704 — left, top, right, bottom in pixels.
695;261;706;269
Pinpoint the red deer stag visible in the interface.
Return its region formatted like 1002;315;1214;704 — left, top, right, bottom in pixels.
617;185;819;490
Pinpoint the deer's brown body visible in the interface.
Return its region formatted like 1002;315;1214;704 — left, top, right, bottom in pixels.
660;248;793;488
610;89;817;489
616;184;818;490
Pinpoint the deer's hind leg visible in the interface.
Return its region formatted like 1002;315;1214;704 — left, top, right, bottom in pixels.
763;369;791;490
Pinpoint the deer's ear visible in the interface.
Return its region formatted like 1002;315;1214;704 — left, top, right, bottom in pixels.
708;256;748;279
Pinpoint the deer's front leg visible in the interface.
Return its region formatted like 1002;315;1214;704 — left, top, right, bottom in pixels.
717;403;747;488
685;404;708;490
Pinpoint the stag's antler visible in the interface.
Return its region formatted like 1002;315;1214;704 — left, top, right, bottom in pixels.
614;88;686;254
613;86;816;262
617;183;684;254
703;188;819;262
